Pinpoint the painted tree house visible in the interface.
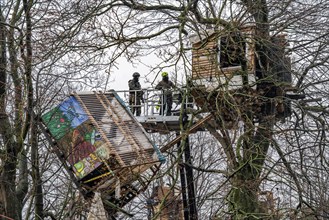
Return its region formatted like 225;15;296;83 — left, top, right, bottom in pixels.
40;91;164;216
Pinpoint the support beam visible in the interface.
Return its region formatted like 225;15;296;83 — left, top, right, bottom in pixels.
161;114;213;153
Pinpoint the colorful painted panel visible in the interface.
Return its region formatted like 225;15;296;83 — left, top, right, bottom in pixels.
42;96;113;179
42;96;88;140
73;152;103;179
73;144;111;179
57;122;103;165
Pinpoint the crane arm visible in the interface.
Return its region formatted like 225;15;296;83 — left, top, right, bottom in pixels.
160;113;213;153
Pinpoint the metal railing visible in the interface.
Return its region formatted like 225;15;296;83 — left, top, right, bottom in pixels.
113;88;194;117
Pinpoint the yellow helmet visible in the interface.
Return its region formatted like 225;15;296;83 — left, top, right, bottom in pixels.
161;72;168;77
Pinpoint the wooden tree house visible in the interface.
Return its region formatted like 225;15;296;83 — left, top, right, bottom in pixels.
39;91;165;217
189;26;297;125
190;26;257;90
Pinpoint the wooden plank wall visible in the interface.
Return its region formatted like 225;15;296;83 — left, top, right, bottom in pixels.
191;26;256;80
192;34;219;79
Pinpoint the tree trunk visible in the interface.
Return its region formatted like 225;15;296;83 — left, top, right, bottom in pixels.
229;120;273;219
226;1;272;219
0;8;20;219
229;180;260;219
31;114;44;219
0;148;21;220
0;1;32;218
16;149;29;219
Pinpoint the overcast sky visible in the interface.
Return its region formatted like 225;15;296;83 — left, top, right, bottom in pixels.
106;54;165;91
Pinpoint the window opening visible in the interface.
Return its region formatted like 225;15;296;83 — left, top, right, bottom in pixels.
219;34;246;68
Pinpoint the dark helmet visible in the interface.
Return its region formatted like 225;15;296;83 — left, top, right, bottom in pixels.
133;72;140;77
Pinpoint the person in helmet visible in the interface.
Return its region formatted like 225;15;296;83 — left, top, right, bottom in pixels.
129;72;144;116
155;72;175;116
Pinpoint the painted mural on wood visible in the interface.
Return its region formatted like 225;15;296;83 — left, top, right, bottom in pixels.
57;122;103;165
42;96;89;140
73;144;111;179
42;92;164;187
42;96;112;179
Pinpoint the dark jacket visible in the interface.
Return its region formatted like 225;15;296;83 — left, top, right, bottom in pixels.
128;79;143;97
155;80;175;96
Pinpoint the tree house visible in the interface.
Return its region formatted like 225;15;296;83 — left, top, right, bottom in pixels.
40;91;164;217
189;26;297;123
190;26;257;90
